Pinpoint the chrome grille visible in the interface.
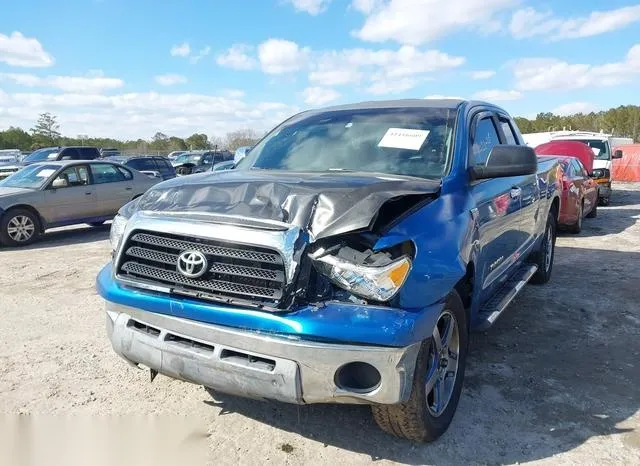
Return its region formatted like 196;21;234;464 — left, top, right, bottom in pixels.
117;231;286;306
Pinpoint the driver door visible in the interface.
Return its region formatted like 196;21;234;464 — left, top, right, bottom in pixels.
44;164;98;225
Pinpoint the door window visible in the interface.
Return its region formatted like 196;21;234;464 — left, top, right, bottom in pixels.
127;158;157;171
572;159;588;177
51;166;89;188
78;147;100;159
499;118;518;145
90;164;126;184
471;117;501;167
201;154;213;165
59;148;80;160
116;166;133;180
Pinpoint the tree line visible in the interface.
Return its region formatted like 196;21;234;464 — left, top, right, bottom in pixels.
514;105;640;142
0;113;263;154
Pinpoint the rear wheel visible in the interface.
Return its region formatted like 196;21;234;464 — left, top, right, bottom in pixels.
529;211;556;285
0;208;40;247
568;202;583;234
371;291;468;442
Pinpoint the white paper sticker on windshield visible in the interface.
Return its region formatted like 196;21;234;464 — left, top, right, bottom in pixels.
36;169;56;177
378;128;430;151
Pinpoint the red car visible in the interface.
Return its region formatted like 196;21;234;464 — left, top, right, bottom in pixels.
537;155;598;233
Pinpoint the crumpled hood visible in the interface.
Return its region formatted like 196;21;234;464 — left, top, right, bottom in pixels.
135;169;440;239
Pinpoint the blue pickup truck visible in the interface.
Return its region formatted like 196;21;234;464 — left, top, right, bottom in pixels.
97;99;560;442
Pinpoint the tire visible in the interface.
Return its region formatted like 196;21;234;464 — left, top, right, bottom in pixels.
89;221;105;227
529;211;556;285
371;291;468;442
567;202;583;234
599;197;610;206
0;208;40;247
586;199;597;218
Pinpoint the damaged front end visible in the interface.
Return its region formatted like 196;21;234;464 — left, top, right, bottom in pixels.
110;170;439;315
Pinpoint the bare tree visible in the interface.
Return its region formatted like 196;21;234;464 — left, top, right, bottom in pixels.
224;129;260;152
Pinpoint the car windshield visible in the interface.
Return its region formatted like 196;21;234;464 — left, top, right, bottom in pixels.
175;154;202;164
0;164;59;189
243;107;456;179
565;139;609;160
24;148;59;162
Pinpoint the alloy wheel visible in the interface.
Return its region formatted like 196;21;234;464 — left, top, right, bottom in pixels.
425;310;460;417
7;215;35;242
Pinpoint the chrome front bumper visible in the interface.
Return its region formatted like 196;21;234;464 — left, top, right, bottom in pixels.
106;302;421;405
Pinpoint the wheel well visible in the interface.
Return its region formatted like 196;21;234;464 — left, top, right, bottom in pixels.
2;205;45;231
454;262;474;328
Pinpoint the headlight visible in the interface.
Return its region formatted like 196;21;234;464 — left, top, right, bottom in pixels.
591;168;610;179
110;214;128;253
313;253;411;302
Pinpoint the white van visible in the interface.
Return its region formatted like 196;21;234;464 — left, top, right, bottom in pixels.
522;131;632;205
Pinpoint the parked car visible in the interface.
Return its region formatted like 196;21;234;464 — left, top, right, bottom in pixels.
0;160;159;247
106;155;176;181
194;160;236;173
171;150;233;175
98;99;560;442
0;149;22;180
167;151;187;160
539;155;598;233
22;146;101;166
100;148;121;158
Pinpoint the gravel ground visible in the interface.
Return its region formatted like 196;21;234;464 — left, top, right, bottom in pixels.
1;183;639;465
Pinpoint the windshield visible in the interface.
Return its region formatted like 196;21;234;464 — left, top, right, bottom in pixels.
175;154;202;164
24;148;59;162
565;139;609;161
243;107;456;179
0;164;59;189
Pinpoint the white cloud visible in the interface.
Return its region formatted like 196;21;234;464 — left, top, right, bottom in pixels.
0;32;54;67
258;39;310;74
366;77;417;95
189;46;211;64
216;44;258;70
510;5;640;41
0;90;299;140
170;42;191;57
472;89;522;101
552;102;598;116
221;89;246;98
469;70;495;80
351;0;381;14
309;68;364;86
513;44;640;91
425;94;464;99
301;86;341;105
353;0;516;45
286;0;331;15
0;71;124;93
154;74;187;86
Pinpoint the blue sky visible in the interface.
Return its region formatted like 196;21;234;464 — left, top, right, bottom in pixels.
1;0;639;139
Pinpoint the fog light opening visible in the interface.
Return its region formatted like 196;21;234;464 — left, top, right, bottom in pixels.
334;362;381;394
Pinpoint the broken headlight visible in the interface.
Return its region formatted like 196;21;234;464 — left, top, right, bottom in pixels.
109;214;128;253
311;246;411;302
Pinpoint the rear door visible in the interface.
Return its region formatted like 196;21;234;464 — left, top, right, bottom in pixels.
44;164;98;224
468;111;522;302
89;163;133;215
496;114;540;250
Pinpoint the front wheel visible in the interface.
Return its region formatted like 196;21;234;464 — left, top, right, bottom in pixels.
371;291;468;442
0;208;40;247
529;211;556;285
599;197;610;206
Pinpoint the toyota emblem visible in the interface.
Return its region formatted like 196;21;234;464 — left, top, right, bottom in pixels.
177;250;208;278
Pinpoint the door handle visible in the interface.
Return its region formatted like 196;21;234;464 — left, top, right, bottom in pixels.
125;187;133;191
510;187;522;199
85;192;92;195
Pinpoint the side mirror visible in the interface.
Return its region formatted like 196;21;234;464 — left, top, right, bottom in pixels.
51;177;68;189
613;149;623;159
470;145;537;180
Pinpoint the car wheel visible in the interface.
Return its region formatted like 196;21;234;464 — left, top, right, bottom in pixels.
0;208;40;247
568;202;583;234
529;211;556;285
371;291;468;442
599;197;610;206
586;199;598;218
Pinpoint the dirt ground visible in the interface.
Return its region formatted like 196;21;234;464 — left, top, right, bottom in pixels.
1;183;639;465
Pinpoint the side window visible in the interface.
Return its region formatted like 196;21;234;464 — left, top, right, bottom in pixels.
499;118;518;145
52;166;88;187
213;154;224;164
91;164;126;184
59;148;79;160
128;158;156;171
116;166;133;180
79;147;99;159
201;154;213;165
572;159;586;177
563;161;574;178
471;117;501;167
76;165;90;184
